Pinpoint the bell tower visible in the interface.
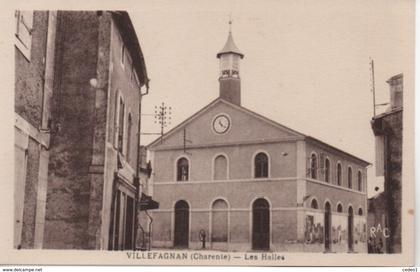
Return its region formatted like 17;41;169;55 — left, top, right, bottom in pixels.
216;20;244;105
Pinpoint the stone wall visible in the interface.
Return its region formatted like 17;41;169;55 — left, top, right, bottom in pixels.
44;11;100;249
15;11;48;128
384;111;402;253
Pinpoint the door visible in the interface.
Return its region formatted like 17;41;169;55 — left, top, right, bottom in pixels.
348;207;354;252
324;202;331;251
174;200;189;248
124;196;135;250
252;198;270;250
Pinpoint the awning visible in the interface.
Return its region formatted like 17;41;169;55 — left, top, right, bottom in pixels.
139;193;159;211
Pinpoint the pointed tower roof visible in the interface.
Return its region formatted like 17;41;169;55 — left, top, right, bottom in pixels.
216;21;244;59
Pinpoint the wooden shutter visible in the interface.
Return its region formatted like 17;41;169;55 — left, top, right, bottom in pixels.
15;11;33;58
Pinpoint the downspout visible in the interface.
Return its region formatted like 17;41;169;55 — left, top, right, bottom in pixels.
133;82;149;250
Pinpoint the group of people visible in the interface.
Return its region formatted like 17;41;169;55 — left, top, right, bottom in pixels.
367;236;384;253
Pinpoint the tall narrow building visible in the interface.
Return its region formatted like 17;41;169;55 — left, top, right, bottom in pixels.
369;73;403;253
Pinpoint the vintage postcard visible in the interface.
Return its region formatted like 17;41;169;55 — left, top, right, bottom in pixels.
1;0;415;267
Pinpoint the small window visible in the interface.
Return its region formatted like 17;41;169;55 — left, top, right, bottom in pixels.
254;152;268;178
310;199;318;209
358;208;363;216
337;203;343;213
15;10;33;60
348;167;353;189
358;171;362;192
177;158;189;181
310;153;317;179
324;158;330;183
337;163;342;186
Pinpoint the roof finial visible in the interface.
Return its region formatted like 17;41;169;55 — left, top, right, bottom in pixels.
228;13;232;33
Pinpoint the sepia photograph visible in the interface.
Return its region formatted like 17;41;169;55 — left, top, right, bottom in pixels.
4;0;416;267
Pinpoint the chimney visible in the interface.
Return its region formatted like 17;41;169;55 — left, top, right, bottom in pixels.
386;73;403;110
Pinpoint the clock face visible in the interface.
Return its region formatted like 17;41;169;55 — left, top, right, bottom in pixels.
213;114;231;134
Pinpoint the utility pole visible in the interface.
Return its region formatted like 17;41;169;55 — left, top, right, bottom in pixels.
134;82;149;251
154;102;172;143
370;58;376;117
370;59;389;117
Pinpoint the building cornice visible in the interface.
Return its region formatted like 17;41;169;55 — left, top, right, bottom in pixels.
150;136;302;151
153;176;366;196
305;136;371;166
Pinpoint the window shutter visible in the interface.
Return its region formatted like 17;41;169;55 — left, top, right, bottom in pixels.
123;108;128;156
114;92;120;148
118;99;125;153
15;11;33;59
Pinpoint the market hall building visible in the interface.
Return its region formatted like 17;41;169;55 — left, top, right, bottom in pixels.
147;28;369;252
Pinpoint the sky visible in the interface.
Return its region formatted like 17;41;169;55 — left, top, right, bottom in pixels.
128;0;414;197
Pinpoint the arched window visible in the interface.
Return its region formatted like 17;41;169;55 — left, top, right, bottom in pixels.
337;203;343;213
177;158;189;181
213;155;228;180
348;167;353;189
324;158;330;183
358;208;363;216
211;199;228;243
310;199;318;209
358;171;362;192
254;152;268;178
337;163;342;186
310;153;317;179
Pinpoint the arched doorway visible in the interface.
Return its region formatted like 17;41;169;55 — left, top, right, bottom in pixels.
324;202;331;251
252;198;270;250
211;199;228;250
174;200;189;248
348;206;354;252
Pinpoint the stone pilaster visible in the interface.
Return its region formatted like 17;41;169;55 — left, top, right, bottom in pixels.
296;140;307;241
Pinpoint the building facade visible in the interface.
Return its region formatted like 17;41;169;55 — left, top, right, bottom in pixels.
369;73;403;253
15;10;151;250
15;10;56;249
148;29;369;252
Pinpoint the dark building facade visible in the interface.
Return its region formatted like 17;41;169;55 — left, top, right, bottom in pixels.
369;73;403;253
15;10;151;250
